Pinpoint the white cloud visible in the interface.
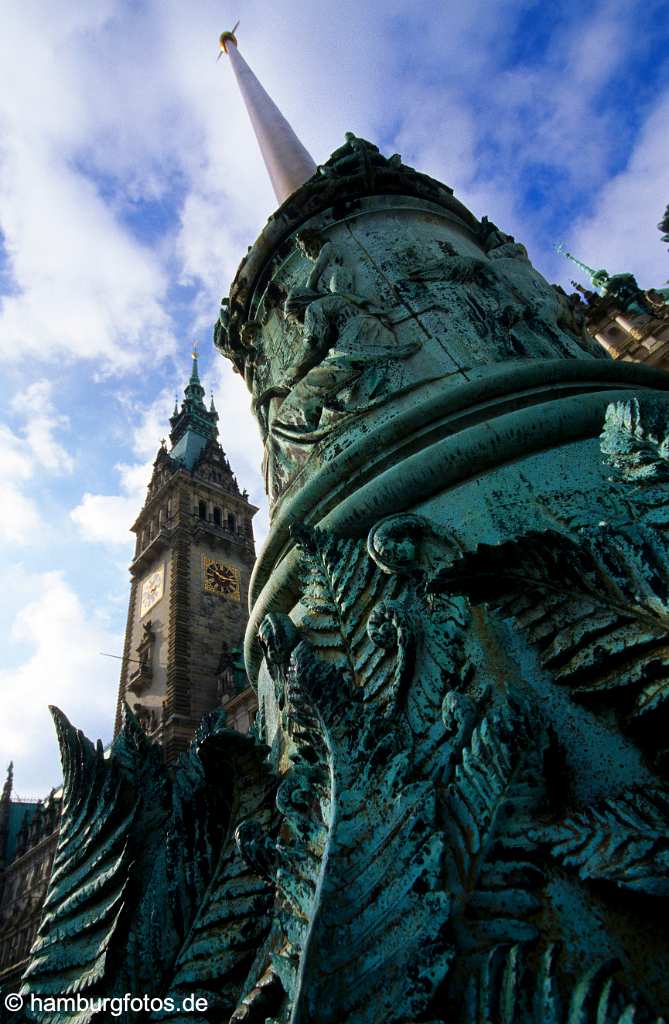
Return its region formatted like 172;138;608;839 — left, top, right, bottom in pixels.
70;491;140;547
130;390;179;459
564;89;669;290
0;380;75;545
0;6;175;373
211;360;269;547
0;567;119;795
10;380;74;474
71;457;153;547
0;140;174;371
0;424;34;481
0;426;44;545
70;389;173;546
0;483;43;546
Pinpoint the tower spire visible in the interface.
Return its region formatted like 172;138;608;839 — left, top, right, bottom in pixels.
1;763;13;803
168;347;219;468
190;343;201;384
555;243;610;294
218;25;317;204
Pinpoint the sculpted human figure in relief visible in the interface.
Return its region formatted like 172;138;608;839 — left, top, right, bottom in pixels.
257;230;420;499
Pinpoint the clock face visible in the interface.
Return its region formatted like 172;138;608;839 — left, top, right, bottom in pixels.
202;557;240;601
140;565;164;617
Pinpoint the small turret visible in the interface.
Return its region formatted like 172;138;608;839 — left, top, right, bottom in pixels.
1;762;12;804
0;762;14;869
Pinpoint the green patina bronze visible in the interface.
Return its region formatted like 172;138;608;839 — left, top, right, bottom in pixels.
18;136;669;1022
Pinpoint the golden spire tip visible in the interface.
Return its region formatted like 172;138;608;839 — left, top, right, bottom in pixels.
218;20;240;58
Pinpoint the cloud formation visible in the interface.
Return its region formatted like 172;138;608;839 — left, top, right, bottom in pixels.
70;389;176;546
0;567;120;795
0;380;74;546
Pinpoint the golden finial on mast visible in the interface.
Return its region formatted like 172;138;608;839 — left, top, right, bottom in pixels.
192;342;199;359
217;21;239;60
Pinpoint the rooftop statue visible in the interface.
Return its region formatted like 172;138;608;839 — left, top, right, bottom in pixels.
16;37;669;1024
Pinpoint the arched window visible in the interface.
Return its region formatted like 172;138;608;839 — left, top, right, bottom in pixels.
227;512;236;532
198;500;206;520
213;507;222;527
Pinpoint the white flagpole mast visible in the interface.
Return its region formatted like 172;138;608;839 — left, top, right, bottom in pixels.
218;24;317;204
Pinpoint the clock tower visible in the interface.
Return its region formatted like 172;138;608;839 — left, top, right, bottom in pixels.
114;351;258;763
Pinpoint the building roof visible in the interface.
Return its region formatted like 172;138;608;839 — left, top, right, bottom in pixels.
3;802;39;864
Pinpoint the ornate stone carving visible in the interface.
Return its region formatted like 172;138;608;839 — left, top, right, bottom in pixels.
127;619;155;694
477;214;529;261
430;517;669;758
20;707;277;1021
601;397;669;483
534;785;669;898
23;514;669;1019
258;232;422;500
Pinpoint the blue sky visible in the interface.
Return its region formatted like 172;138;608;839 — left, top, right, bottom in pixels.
1;0;667;796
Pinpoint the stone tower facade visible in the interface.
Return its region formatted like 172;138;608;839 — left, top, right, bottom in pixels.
115;354;258;761
586;295;669;365
0;767;61;993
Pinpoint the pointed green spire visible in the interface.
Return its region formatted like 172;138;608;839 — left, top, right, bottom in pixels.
168;344;219;468
184;344;206;406
190;344;200;382
555;243;610;294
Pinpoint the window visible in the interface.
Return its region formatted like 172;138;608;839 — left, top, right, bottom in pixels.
198;500;206;520
227;512;236;532
213;507;222;526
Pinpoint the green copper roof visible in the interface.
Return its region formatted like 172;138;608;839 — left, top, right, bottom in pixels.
3;802;38;863
170;430;208;470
